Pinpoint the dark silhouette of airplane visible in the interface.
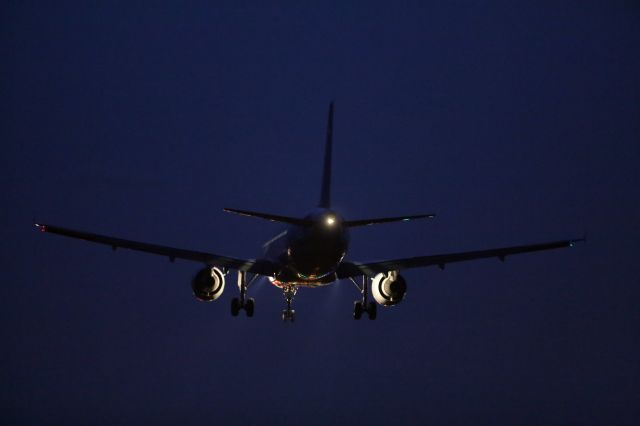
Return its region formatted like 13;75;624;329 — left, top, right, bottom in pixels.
35;103;583;321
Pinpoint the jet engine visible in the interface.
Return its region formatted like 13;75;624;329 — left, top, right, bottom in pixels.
191;267;225;301
372;271;407;306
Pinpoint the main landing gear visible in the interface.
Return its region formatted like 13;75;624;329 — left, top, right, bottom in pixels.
281;285;297;322
350;275;377;320
231;270;256;317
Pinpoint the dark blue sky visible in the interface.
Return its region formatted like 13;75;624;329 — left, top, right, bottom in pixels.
2;2;639;425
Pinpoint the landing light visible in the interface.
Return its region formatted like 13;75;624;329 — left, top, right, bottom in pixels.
326;216;336;226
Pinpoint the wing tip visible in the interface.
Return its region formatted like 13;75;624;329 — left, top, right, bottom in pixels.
569;233;587;247
223;208;251;218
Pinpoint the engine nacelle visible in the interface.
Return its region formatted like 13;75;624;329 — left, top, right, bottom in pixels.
372;271;407;306
191;267;225;302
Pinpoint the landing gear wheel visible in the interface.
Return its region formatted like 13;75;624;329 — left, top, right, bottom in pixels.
352;275;378;321
231;297;241;316
353;301;363;320
231;271;258;318
245;298;255;317
282;309;296;322
367;301;377;320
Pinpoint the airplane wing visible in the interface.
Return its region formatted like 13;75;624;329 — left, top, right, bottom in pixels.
336;237;584;278
35;223;278;276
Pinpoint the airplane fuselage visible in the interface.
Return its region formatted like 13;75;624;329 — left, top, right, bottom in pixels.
264;208;349;287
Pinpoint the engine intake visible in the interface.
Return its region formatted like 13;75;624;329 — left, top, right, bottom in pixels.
372;271;407;306
191;267;225;301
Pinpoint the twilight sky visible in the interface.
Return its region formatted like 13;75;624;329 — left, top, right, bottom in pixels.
2;2;639;425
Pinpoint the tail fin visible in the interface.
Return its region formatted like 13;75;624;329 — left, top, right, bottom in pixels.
318;102;334;208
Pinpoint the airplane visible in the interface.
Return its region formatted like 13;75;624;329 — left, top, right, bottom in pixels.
35;102;584;321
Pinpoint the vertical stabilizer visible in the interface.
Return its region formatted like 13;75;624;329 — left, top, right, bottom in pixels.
319;102;334;208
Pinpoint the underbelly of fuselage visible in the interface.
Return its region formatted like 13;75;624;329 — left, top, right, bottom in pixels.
269;272;336;288
271;238;346;287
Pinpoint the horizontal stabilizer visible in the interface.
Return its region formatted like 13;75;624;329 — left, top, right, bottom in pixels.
344;213;435;227
223;208;314;226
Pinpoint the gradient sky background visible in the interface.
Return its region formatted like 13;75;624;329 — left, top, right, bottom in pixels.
2;2;639;425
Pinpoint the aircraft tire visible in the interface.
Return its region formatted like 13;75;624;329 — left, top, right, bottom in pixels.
353;301;363;320
245;298;255;317
367;302;377;320
231;297;241;316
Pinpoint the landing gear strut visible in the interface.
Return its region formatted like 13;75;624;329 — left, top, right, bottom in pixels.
281;284;297;322
350;275;377;320
231;270;256;317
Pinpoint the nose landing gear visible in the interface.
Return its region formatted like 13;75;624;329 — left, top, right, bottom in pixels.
281;285;297;322
351;275;377;320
